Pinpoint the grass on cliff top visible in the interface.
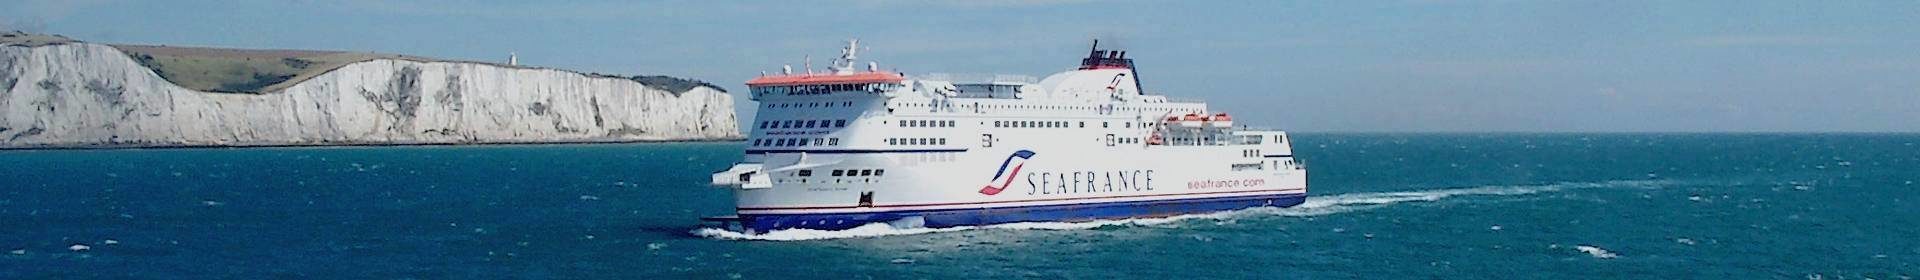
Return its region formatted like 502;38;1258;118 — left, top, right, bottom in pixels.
1;31;78;47
111;44;403;94
5;31;724;94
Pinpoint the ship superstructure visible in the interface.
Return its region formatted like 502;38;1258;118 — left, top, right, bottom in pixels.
710;40;1306;233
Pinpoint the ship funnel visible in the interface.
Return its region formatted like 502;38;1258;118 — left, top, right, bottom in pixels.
1078;40;1135;70
1077;39;1145;94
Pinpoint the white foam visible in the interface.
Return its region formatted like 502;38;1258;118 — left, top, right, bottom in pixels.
693;223;972;241
1576;245;1619;259
693;180;1668;241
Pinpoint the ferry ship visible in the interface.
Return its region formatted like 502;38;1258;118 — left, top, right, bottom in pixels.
709;40;1306;234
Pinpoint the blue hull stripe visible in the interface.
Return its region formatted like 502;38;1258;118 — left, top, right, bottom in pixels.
737;193;1307;233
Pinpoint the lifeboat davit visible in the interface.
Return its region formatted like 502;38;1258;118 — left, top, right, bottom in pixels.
1179;113;1205;128
1210;113;1233;128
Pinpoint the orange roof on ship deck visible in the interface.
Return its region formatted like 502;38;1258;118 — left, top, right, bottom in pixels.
746;72;905;87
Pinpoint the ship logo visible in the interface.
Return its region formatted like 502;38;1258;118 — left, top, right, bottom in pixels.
979;150;1037;195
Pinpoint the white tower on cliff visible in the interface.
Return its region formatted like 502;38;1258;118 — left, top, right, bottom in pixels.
508;52;518;66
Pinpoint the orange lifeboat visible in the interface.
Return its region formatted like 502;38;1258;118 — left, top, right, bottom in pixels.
1210;113;1234;128
1148;132;1165;145
1179;113;1205;128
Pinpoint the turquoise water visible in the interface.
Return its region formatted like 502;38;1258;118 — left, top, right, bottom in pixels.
2;134;1916;279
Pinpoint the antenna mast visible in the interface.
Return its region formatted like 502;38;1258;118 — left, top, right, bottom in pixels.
833;39;860;74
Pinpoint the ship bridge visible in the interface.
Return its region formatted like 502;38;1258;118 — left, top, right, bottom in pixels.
745;39;906;102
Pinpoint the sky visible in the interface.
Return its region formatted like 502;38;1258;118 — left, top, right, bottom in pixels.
4;0;1918;132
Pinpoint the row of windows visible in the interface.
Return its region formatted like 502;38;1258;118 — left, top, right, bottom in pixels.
764;101;857;109
901;120;955;128
759;119;848;130
831;169;885;177
752;137;842;147
940;103;1204;111
761;118;1160;131
996;120;1077;128
887;138;947;146
1241;149;1266;158
752;83;900;96
794;169;886;177
993;120;1156;129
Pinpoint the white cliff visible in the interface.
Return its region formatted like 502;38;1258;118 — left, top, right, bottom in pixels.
0;43;739;148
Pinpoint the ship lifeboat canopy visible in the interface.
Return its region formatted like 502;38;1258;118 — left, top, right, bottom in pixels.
1179;113;1204;128
1210;113;1234;128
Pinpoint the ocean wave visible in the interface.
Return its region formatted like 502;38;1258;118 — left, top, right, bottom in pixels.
693;180;1668;241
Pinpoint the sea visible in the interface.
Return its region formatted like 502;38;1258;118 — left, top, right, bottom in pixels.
2;134;1915;279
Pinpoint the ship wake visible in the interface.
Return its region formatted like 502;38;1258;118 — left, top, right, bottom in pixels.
692;180;1669;241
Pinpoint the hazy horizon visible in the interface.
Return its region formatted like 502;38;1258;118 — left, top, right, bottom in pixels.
5;0;1917;133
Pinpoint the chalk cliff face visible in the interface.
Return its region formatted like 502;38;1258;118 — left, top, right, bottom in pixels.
0;43;739;148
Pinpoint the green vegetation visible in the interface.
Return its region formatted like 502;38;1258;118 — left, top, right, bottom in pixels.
625;75;726;94
0;31;77;47
114;45;396;94
5;32;721;95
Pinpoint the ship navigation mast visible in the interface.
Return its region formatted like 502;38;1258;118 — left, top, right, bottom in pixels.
832;39;864;75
